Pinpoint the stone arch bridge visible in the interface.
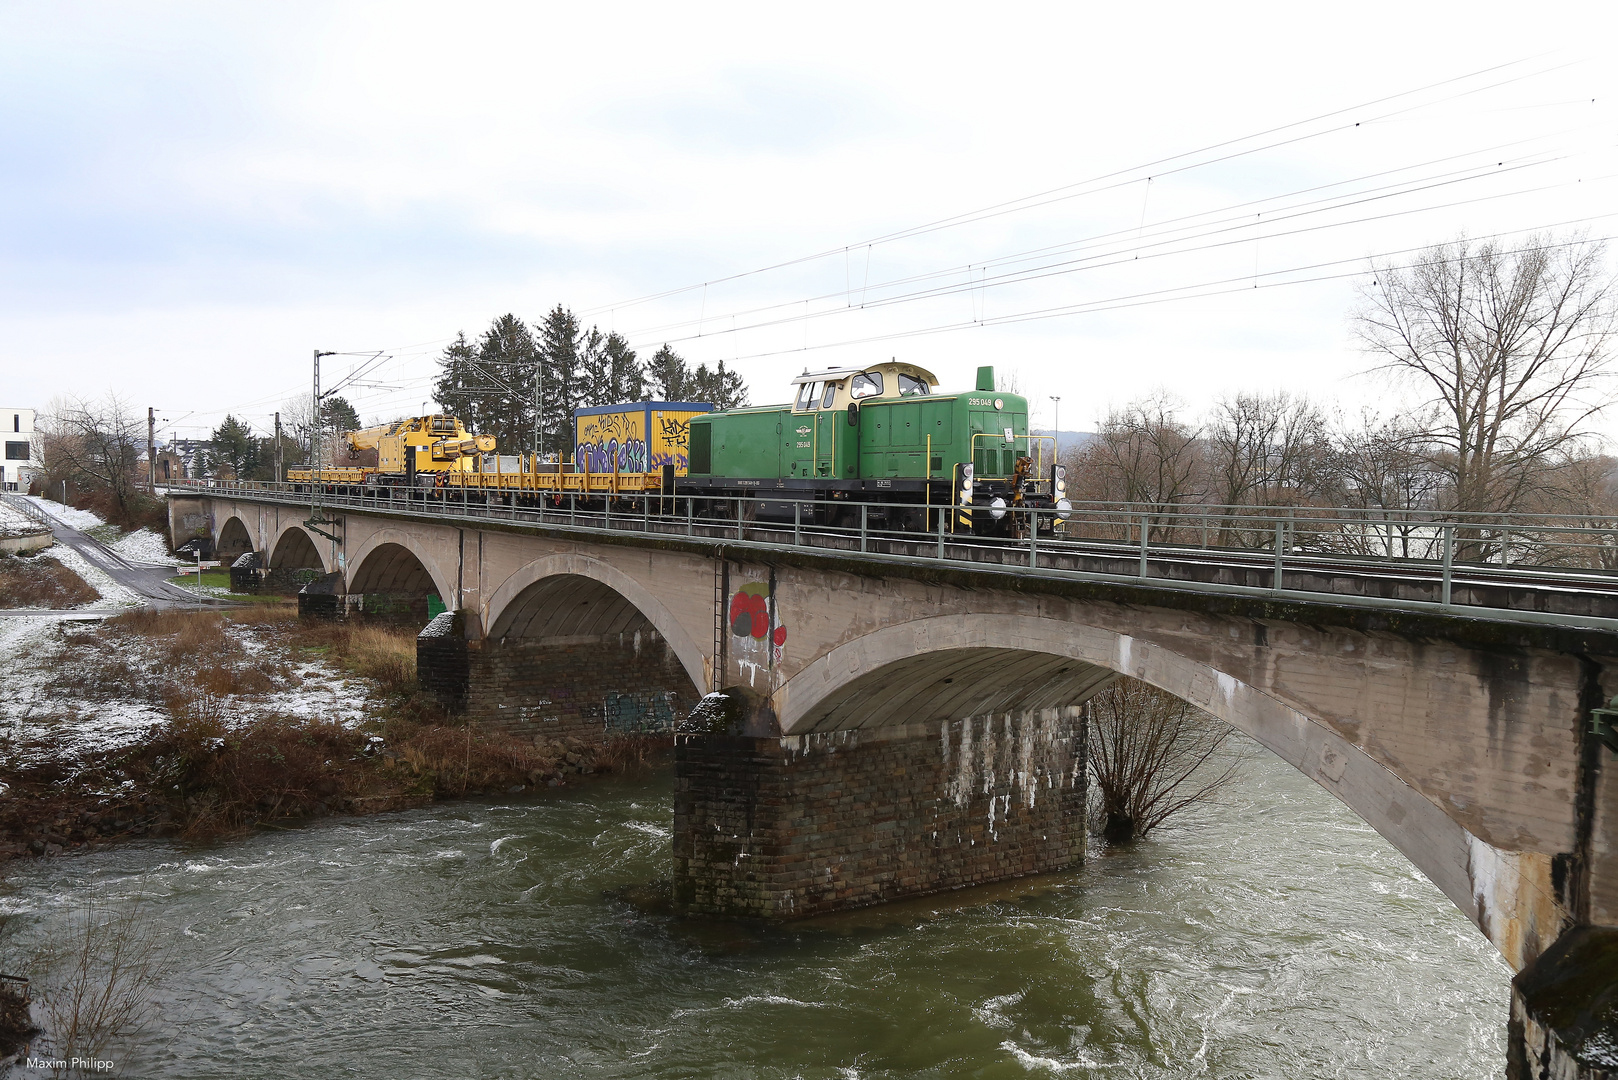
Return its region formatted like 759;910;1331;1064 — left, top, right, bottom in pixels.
167;488;1618;1074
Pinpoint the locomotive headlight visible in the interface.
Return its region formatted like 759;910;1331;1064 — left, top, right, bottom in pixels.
989;497;1008;520
1056;498;1072;521
1054;464;1067;499
959;462;974;505
961;464;974;482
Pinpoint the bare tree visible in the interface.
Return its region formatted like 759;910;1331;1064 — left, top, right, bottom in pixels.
1204;391;1333;545
1087;678;1241;844
1072;392;1201;538
39;395;145;522
1355;233;1618;521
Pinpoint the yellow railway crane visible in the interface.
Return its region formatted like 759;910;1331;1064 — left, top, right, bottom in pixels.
287;415;496;486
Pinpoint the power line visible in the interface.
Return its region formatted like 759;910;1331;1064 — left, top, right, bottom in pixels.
707;223;1618;362
581;54;1570;318
631;161;1618;350
623;137;1590;342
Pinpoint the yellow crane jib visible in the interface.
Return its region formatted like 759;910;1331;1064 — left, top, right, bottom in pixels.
289;415;498;484
429;434;496;462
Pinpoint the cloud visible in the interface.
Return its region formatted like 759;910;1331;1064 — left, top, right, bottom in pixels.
602;66;895;154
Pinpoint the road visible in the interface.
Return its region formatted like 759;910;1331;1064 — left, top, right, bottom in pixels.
1;495;225;612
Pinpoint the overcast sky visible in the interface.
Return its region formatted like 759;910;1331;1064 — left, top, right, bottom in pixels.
4;1;1617;441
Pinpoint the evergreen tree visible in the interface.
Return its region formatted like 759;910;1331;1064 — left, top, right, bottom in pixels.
475;314;540;454
688;359;750;410
603;332;646;403
578;329;646;406
647;344;689;400
320;396;362;435
576;326;610;408
431;331;490;427
537;305;582;454
203;415;259;479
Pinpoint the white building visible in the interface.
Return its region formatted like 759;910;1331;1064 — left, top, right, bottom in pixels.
1;408;42;493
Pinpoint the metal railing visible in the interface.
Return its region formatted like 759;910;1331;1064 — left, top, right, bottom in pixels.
0;492;54;531
158;479;1618;632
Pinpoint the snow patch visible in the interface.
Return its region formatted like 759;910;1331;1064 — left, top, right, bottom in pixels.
39;544;140;607
24;496;104;530
110;528;180;566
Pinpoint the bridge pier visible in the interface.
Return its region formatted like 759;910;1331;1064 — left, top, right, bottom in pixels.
416;616;700;740
672;705;1087;919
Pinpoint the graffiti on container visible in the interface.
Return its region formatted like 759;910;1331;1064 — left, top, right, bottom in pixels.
577;411;650;473
575;436;649;473
650;414;693;471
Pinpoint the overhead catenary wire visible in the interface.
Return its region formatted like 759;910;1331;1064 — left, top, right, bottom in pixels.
628;158;1618;351
704;223;1618;362
579;54;1573;319
619;135;1593;342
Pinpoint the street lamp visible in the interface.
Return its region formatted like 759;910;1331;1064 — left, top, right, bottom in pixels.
1049;395;1061;462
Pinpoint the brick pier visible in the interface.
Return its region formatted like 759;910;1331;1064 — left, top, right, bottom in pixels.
672;708;1088;919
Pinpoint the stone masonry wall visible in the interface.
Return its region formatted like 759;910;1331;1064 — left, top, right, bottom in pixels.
463;629;701;742
673;708;1087;919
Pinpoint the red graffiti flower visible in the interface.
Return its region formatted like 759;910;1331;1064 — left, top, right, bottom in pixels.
772;626;787;647
730;588;770;638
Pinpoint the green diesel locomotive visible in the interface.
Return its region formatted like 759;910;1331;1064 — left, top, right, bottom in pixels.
685;361;1068;533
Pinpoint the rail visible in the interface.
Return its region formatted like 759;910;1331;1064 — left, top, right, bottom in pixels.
158;479;1618;633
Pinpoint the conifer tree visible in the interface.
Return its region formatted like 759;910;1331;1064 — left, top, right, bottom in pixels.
537;305;582;452
647;344;688;400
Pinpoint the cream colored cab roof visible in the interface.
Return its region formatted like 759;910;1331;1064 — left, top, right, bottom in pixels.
790;362;939;412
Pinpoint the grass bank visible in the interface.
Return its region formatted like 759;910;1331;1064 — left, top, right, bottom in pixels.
0;552;99;609
0;606;668;861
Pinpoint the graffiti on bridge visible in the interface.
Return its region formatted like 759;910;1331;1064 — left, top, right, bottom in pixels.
604;690;680;734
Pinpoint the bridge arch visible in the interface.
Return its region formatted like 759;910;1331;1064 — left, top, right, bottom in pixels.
268;524;331;574
774;613;1561;970
483;553;707;695
345;530;456;608
215;515;254;563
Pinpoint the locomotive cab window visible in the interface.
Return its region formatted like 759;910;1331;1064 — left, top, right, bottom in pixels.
898;373;930;397
796;381;821;410
821;382;839;409
850;371;884;400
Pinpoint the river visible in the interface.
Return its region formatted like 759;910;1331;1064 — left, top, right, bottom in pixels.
2;737;1509;1078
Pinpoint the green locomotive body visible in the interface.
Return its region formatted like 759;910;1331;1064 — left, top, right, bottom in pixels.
686;361;1064;532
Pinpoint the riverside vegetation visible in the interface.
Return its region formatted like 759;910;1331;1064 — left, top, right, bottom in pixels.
0;604;661;864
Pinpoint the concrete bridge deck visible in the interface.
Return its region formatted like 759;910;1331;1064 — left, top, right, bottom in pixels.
164;481;1618;1077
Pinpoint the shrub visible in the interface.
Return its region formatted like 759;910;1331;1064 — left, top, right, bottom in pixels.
0;553;99;609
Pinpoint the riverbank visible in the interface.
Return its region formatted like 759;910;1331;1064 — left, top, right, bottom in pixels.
0;605;664;863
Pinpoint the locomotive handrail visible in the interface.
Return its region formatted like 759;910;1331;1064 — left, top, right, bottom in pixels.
968;431;1056;478
157;477;1618;634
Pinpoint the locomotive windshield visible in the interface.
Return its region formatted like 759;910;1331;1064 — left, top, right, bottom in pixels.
897;373;930;397
796;381;820;409
850;371;883;399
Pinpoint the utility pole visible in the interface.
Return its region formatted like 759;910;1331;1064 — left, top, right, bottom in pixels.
147;407;157;494
1049;396;1061;464
273;411;283;482
305;350;341;552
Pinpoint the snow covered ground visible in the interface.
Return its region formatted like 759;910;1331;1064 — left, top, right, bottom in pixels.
111;527;180;566
0;499;42;536
23;495;103;530
2;613;383;764
37;544;141;607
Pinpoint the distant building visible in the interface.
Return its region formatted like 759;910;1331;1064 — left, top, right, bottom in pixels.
1;408;42;492
139;445;188;484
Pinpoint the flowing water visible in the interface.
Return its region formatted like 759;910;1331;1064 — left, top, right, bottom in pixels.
3;739;1510;1078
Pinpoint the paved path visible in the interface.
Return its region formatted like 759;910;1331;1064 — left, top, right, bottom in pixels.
9;496;229;609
